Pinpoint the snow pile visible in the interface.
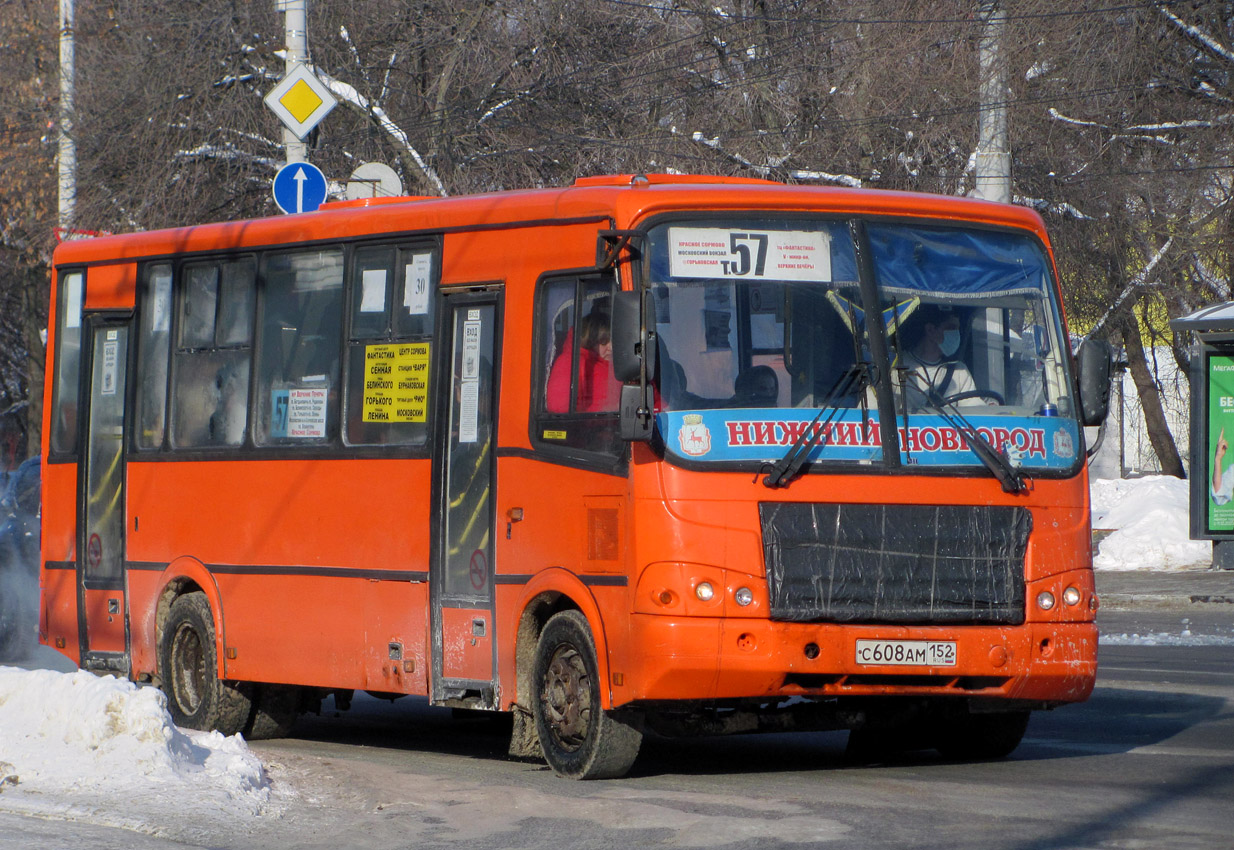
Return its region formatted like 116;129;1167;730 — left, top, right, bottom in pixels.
0;666;273;828
1101;631;1234;647
1090;475;1212;571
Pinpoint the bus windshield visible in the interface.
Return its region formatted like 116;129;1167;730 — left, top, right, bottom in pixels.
645;217;1080;473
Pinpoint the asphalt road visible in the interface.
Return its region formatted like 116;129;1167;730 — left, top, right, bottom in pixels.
2;609;1231;849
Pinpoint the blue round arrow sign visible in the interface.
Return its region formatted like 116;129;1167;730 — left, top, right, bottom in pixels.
272;162;328;215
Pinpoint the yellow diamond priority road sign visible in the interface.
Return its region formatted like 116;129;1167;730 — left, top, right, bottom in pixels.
264;63;337;140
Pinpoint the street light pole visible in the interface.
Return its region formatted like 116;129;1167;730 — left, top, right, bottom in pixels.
973;1;1011;204
58;0;76;229
279;0;309;165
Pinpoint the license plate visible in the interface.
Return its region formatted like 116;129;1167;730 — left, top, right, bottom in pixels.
855;639;957;667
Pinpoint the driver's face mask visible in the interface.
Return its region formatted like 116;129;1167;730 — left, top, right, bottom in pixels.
941;329;961;358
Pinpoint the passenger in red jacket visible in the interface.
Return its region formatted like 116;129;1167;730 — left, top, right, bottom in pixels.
547;311;619;412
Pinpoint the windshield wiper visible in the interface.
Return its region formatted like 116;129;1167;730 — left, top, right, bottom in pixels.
762;364;869;489
919;391;1028;494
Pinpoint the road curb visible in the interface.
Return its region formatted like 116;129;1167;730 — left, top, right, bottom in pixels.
1099;593;1234;611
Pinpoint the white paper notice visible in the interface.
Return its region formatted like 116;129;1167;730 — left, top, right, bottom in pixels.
668;227;832;282
462;318;481;379
101;335;118;396
458;379;479;444
360;269;387;313
404;254;432;315
287;387;328;438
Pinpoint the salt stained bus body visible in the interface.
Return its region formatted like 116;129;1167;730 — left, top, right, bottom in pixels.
40;175;1111;778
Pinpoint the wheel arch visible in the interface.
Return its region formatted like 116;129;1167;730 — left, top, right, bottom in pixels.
152;557;224;685
512;568;613;712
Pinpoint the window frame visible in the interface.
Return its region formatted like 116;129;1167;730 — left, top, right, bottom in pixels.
163;256;258;451
528;270;627;472
341;240;440;449
48;266;87;461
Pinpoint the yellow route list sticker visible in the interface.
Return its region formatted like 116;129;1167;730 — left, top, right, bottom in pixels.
363;342;430;422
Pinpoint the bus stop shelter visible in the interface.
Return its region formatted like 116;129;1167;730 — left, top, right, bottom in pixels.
1172;301;1234;569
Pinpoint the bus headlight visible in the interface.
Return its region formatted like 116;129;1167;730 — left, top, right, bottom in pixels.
1062;586;1082;607
695;582;715;602
734;587;754;607
1036;591;1056;611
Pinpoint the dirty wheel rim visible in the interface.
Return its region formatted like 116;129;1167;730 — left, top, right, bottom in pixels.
170;622;206;715
540;644;591;752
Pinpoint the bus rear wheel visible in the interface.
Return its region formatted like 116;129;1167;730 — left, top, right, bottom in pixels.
531;610;642;779
935;710;1030;760
159;592;251;736
246;684;300;739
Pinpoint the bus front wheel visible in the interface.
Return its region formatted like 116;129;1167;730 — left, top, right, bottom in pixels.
159;592;251;736
531;610;643;779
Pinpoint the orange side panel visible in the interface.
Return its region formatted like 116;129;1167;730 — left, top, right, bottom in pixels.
39;461;79;664
80;588;126;653
84;262;137;310
39;568;80;666
124;457;433;693
440;608;493;682
440;222;598;288
40;462;78;565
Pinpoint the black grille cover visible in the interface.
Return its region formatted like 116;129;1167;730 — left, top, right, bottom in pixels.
760;503;1030;624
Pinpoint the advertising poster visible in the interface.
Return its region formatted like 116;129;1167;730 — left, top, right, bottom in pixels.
362;342;431;423
1207;354;1234;532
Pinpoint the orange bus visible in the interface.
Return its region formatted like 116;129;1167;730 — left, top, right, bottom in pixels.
40;175;1112;778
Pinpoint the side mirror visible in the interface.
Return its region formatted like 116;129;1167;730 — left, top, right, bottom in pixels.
611;290;655;383
1077;337;1113;426
619;383;654;442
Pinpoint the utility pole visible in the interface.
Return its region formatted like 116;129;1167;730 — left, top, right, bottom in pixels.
279;0;309;165
972;1;1010;204
58;0;76;230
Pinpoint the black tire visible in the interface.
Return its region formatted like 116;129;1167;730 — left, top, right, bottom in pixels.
532;610;642;779
159;592;251;736
246;685;300;740
935;710;1030;760
846;718;937;763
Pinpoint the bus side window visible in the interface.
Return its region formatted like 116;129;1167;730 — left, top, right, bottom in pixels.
170;259;255;449
255;249;344;446
344;245;435;447
533;276;622;458
50;269;84;455
136;263;173;449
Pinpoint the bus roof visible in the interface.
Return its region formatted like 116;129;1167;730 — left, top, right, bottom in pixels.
52;175;1049;267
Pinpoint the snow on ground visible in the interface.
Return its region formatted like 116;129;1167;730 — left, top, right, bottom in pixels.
0;664;281;835
1090;475;1213;571
1101;631;1234;646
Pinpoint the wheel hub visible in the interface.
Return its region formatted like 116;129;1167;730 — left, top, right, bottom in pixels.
541;644;592;752
171;623;206;714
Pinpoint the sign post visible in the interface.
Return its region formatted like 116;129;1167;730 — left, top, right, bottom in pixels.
272;161;328;215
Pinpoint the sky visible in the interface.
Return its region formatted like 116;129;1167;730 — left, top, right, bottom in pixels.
0;475;1222;842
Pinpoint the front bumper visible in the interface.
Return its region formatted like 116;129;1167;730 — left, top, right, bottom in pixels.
620;613;1097;705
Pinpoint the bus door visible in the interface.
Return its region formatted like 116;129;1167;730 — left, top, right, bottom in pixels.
77;317;131;672
431;293;500;708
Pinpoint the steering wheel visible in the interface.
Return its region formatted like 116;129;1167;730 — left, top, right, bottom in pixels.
940;389;1004;406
